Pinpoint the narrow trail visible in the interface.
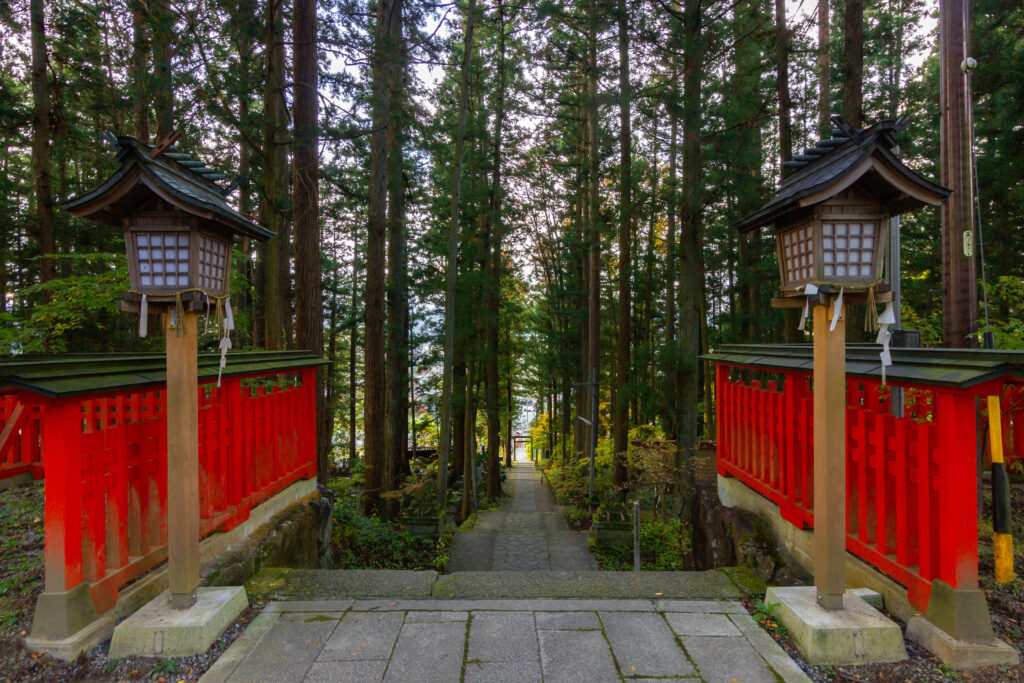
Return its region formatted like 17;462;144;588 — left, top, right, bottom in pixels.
445;459;598;572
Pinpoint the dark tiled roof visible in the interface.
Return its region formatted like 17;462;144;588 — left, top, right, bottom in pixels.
64;136;274;241
733;118;950;233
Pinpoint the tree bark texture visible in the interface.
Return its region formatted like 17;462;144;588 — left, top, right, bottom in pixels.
30;0;56;290
612;0;631;490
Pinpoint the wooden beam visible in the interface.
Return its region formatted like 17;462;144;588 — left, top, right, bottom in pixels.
813;298;846;610
149;130;181;159
165;311;199;609
0;403;26;456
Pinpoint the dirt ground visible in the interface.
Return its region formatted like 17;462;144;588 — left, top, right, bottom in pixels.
0;483;261;683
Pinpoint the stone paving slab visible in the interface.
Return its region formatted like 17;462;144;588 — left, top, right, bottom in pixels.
599;611;696;678
202;596;809;682
382;620;466;682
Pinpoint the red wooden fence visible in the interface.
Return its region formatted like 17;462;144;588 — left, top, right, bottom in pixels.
714;363;989;613
0;392;44;483
11;367;317;617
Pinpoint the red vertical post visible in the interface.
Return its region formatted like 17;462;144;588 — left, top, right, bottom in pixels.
934;390;979;589
716;364;727;473
41;398;84;593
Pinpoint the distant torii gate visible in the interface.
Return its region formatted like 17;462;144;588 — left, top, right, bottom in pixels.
512;435;533;461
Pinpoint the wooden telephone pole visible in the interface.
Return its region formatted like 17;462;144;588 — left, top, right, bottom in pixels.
939;0;978;348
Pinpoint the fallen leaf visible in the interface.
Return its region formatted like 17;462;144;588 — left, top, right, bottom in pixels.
654;592;663;596
389;601;399;606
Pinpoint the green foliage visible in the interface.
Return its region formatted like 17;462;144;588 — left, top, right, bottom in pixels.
330;496;446;570
587;519;692;571
751;597;787;638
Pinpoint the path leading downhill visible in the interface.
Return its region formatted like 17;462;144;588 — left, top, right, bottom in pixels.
200;458;811;682
445;460;597;572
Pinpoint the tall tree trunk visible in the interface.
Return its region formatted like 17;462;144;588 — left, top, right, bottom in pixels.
612;0;631;489
262;0;287;351
462;363;475;521
664;74;678;438
363;0;392;516
293;0;326;481
30;0;56;290
437;0;478;506
153;0;173;137
842;0;864;127
485;0;507;502
586;2;601;479
817;0;831;135
676;0;704;507
385;0;409;518
775;0;792;164
349;236;359;466
131;0;150;142
777;0;801;343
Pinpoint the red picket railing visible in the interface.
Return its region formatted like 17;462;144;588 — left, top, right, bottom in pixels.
0;392;44;483
714;363;983;612
28;367;317;616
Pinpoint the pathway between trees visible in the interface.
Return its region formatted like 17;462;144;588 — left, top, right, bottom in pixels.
201;459;810;682
446;459;597;572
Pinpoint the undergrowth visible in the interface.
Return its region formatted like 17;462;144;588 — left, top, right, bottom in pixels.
587;518;692;571
330;495;451;572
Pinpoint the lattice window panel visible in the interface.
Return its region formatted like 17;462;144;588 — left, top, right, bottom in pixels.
136;233;190;287
198;235;229;291
780;224;814;284
822;222;876;279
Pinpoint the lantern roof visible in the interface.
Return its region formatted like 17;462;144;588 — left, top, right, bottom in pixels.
63;134;274;241
733;116;951;233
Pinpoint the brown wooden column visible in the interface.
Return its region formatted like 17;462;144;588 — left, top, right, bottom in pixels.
813;298;846;610
939;0;977;347
165;310;199;609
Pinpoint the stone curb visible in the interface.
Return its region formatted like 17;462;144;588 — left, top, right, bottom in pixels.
727;611;813;683
199;611;281;683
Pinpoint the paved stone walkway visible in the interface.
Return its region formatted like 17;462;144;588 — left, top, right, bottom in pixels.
201;598;809;683
203;459;810;682
446;460;597;572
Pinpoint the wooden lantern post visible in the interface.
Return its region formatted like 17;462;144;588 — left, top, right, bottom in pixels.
733;118;949;611
165;310;200;608
812;298;846;609
62;132;275;611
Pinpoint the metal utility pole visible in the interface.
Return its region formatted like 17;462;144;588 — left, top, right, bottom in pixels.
939;0;978;347
574;367;599;501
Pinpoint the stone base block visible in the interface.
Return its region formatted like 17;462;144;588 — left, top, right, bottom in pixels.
109;587;247;658
766;586;907;666
907;616;1020;669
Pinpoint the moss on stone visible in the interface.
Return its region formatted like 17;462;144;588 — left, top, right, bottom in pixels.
720;566;768;596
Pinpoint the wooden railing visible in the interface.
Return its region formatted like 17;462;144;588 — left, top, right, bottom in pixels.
714;361;994;612
0;392;44;483
1;352;322;626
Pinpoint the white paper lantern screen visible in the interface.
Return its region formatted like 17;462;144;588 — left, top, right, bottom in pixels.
198;235;229;291
136;232;190;288
822;222;876;279
780;224;814;285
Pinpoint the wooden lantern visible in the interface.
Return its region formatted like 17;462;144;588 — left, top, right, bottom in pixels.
736;116;950;302
64;133;273;611
64;133;272;309
733;116;949;612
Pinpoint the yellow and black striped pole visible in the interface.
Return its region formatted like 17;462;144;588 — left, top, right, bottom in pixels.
988;395;1014;584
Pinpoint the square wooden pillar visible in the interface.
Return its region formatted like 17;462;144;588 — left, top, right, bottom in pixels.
813;298;846;610
165;310;200;609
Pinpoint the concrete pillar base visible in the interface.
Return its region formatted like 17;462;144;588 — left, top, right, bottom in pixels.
765;585;907;666
907;616;1019;669
108;586;247;658
28;582;100;641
